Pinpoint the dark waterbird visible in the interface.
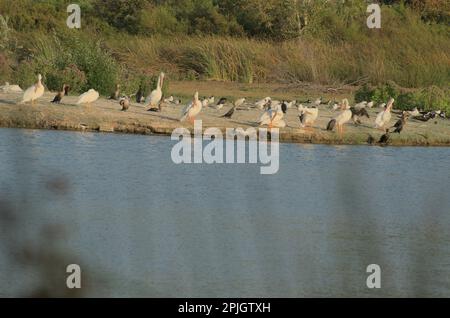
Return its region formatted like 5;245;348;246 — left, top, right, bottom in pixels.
379;129;391;145
351;107;370;125
51;84;69;104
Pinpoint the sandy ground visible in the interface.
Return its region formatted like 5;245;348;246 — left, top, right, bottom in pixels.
1;82;449;146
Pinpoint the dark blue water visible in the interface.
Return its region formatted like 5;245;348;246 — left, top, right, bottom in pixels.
0;128;449;297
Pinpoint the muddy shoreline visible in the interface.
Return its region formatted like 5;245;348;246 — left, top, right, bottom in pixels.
1;91;449;147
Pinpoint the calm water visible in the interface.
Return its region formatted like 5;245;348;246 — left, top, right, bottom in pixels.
0;128;449;297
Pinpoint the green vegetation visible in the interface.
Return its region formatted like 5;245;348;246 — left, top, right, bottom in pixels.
355;83;450;112
0;0;449;97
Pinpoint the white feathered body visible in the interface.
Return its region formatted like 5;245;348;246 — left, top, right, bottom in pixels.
77;89;99;105
146;72;164;108
300;107;319;127
180;92;202;122
375;109;392;129
21;75;44;103
335;109;353;126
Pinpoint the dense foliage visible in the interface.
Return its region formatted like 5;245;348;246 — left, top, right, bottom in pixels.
0;0;449;103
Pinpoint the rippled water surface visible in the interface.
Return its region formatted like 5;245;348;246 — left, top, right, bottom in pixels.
0;128;449;297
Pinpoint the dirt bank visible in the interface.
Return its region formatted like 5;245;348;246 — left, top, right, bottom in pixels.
1;83;449;146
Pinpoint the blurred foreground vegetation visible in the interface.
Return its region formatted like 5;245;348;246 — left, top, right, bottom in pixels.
0;0;449;109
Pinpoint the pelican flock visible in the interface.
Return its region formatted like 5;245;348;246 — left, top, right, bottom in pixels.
2;69;444;146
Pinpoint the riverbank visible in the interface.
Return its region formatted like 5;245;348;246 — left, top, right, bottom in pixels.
1;82;450;146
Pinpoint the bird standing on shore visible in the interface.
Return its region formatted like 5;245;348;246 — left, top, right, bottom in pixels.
76;89;99;106
221;98;246;119
21;74;45;105
120;96;130;111
327;99;352;136
351;107;370;126
299;106;319;129
51;84;69;104
258;102;286;128
375;98;394;130
392;112;408;133
180;91;202;123
146;72;165;111
255;97;271;110
215;97;227;110
379;129;391;145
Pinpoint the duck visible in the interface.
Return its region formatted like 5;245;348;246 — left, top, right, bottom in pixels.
180;91;202;123
299;106;319;129
20;74;45;105
375;98;394;130
109;84;121;100
51;84;69;104
145;72;165;111
76;89;99;106
326;99;352;135
120;96;130;111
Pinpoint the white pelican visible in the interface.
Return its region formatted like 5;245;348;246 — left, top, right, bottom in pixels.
255;97;271;110
145;72;165;111
326;99;352;135
299;107;319;129
367;101;375;108
180;91;202;122
76;89;99;106
375;98;394;130
258;103;286;128
20;74;45;105
0;82;23;93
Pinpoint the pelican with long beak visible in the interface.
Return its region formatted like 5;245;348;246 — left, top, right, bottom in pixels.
146;72;165;111
326;99;352;136
180;91;202;123
375;98;394;130
21;74;45;106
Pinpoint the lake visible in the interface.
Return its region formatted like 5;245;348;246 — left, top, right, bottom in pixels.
0;128;449;297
